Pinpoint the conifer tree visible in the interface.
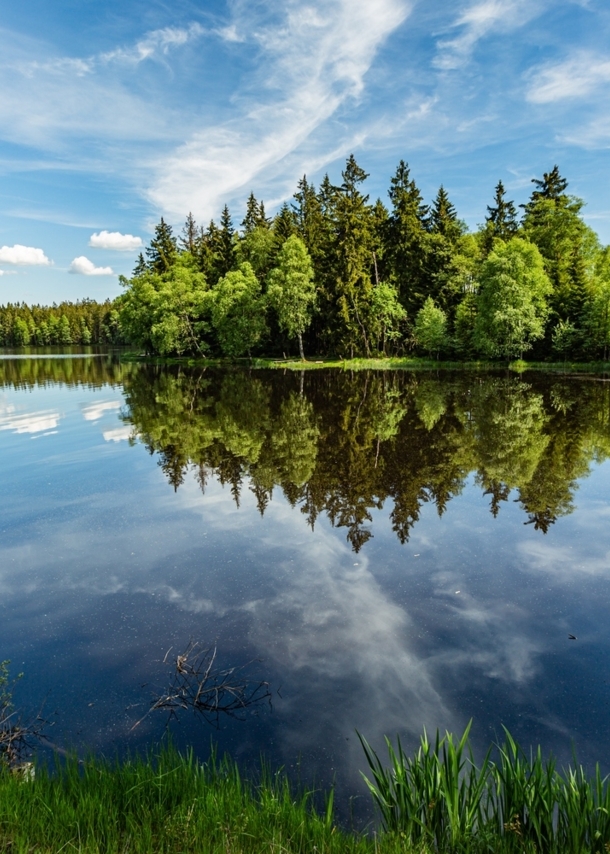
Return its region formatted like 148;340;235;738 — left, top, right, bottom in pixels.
146;218;178;273
384;160;429;313
332;155;375;356
133;252;147;276
483;180;519;253
180;212;198;254
430;186;462;243
273;203;297;245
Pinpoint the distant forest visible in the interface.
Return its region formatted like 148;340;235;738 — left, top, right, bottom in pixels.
3;158;610;360
0;300;122;347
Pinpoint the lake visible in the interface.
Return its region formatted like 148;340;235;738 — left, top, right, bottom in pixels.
1;353;610;817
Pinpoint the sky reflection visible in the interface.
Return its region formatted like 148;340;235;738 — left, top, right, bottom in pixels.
1;361;609;812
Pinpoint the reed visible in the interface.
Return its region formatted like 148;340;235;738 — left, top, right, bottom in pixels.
360;722;610;853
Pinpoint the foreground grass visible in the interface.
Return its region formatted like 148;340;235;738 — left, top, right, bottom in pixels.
120;351;610;374
0;747;409;854
3;726;610;853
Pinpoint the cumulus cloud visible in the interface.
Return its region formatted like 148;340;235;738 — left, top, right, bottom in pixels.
148;0;411;220
69;256;114;276
0;244;51;265
89;231;143;251
527;52;610;103
433;0;545;70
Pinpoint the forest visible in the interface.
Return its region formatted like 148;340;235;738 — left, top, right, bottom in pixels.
0;299;122;347
2;159;609;361
117;158;610;362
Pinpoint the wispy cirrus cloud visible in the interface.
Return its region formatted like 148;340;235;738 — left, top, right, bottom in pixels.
148;0;411;221
433;0;545;70
526;51;610;103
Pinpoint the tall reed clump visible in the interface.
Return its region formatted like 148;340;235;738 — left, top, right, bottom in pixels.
359;721;610;853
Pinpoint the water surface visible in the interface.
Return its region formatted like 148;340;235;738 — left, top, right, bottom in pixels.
1;355;610;814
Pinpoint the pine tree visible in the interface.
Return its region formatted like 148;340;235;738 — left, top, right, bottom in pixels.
132;252;147;276
273;203;297;244
180;212;198;254
430;186;462;243
146;218;177;273
483;180;519;252
332;155;375;356
242;193;261;234
212;205;236;280
384;160;429;313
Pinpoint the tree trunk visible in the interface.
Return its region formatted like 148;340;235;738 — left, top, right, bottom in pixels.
298;332;305;361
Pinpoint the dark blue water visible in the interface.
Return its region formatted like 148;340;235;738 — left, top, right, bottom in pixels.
1;355;610;815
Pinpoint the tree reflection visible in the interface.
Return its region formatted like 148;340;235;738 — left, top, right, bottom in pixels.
121;367;610;551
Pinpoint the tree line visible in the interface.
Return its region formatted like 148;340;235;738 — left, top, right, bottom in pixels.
119;158;610;362
0;300;123;347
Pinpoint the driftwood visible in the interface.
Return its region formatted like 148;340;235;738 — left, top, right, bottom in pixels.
132;641;271;731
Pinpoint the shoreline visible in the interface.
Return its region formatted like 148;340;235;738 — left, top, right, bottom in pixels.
118;352;610;375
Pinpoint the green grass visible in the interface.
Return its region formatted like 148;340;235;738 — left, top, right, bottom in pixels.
3;728;610;852
0;746;411;854
119;351;610;373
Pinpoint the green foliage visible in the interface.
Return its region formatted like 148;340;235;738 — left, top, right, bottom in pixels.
15;157;603;364
369;282;407;355
267;235;316;359
211;263;267;357
0;300;124;347
414;297;449;358
360;723;610;853
474;238;552;359
146;217;178;273
120;256;211;356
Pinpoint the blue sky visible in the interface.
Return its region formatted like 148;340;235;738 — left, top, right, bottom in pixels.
0;0;609;304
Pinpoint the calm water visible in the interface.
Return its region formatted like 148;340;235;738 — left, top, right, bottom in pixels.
2;354;610;813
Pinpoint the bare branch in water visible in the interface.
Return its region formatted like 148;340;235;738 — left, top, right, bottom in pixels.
1;661;49;769
132;641;271;731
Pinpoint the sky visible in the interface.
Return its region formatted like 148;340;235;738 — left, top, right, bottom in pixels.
0;0;609;304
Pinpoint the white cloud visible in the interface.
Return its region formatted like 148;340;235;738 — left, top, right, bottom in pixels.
103;426;133;442
148;0;411;220
69;256;114;276
0;409;61;434
89;231;143;251
81;400;122;422
99;23;205;65
434;0;544;71
0;244;51;265
527;52;610;103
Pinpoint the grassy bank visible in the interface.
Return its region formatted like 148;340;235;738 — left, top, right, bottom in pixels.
3;728;610;853
0;746;403;854
120;351;610;374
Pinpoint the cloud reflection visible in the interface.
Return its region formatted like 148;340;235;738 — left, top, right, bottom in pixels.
0;407;61;434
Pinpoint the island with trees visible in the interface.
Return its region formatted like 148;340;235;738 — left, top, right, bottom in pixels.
117;159;610;364
1;159;609;365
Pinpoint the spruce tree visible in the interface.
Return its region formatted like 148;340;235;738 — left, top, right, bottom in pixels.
332;155;375;356
483;180;519;252
384;160;429;313
180;212;198;254
146;218;177;273
132;252;147;277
